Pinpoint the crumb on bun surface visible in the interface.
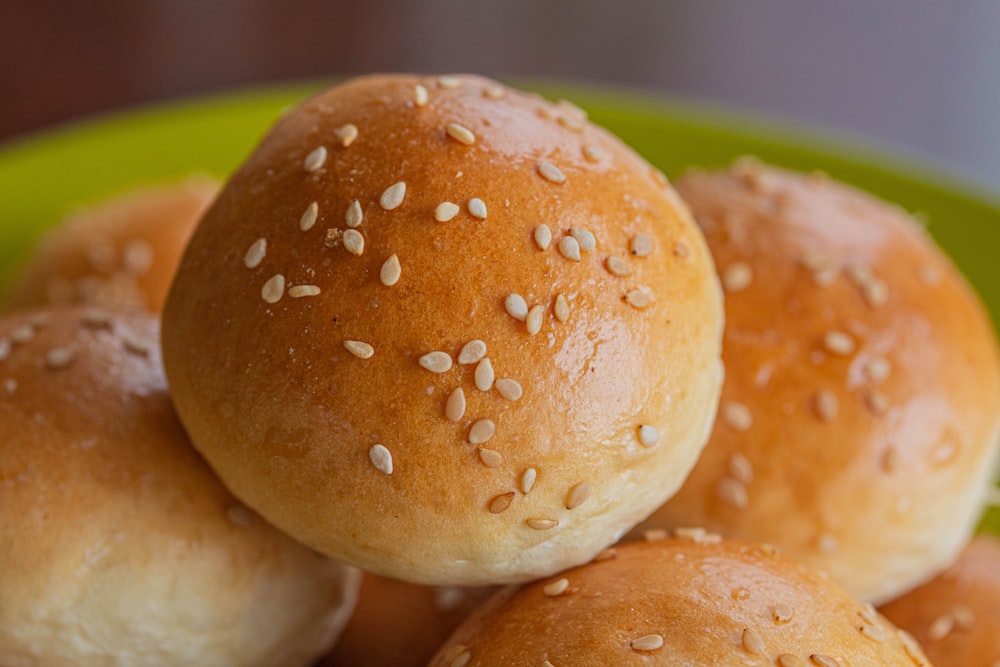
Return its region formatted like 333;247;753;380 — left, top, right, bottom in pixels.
162;74;724;585
633;161;1000;604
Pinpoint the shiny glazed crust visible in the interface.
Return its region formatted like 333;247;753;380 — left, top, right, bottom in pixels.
0;307;359;667
162;74;724;585
633;161;1000;603
429;536;932;666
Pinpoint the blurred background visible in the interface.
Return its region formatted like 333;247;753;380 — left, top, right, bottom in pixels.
3;0;1000;190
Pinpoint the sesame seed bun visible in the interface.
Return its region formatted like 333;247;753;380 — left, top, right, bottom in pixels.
429;534;932;666
162;74;724;585
321;575;495;667
632;161;1000;604
0;307;359;667
4;178;217;313
879;535;1000;667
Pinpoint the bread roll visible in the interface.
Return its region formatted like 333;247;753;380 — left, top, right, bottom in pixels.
633;161;1000;604
162;74;724;585
429;533;932;666
880;535;1000;667
0;307;359;667
5;178;217;312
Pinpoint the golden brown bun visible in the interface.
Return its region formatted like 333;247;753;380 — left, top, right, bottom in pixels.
879;535;1000;667
632;161;1000;604
5;178;217;312
429;534;933;666
162;74;724;585
0;307;359;667
321;576;494;667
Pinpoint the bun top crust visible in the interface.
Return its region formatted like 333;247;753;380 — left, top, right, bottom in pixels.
5;178;217;312
162;74;724;585
429;535;932;666
879;535;1000;667
634;161;1000;604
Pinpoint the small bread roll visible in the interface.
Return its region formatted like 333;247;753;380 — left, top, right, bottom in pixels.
162;74;724;585
5;178;217;312
632;161;1000;604
0;307;359;667
879;535;1000;667
429;534;932;666
321;576;494;667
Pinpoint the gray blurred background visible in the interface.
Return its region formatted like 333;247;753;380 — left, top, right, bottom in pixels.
3;0;1000;190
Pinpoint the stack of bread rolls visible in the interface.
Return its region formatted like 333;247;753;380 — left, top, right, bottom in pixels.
1;73;997;666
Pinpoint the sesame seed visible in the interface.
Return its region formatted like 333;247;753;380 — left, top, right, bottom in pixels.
625;289;651;309
505;293;529;321
823;330;855;356
630;233;653;257
569;228;596;251
557;115;584;132
437;76;461;89
644;528;669;541
637;424;659;447
446;387;466;422
483;84;505;99
475;357;495;391
818;533;839;553
630;634;664;652
859;603;878;625
674;241;690;258
521;468;537;494
343;340;374;359
565;482;591;510
467;198;487;219
343;229;364;256
45;347;75;370
544;578;570;596
434;588;466;613
488;492;515;514
558;236;581;261
861;279;889;308
728;453;754;484
813;390;839;422
897;631;927;665
435;201;460;222
605;256;631;276
0;339;9;361
927;614;954;641
244;238;267;269
495;378;523;401
865;390;889;416
537;160;566;184
865;356;891;382
741;628;765;655
469;419;496;445
288;285;321;298
303;146;327;172
582;144;602;162
122;239;153;275
414;84;429;107
458;340;487;365
773;603;793;624
10;324;34;344
533;224;552;250
920;265;941;286
595;547;617;561
2;378;14;394
380;254;402;286
478;447;502;467
526;305;544;335
717;478;749;509
419;351;453;373
859;624;886;642
261;274;286;304
446;123;476;145
554;293;570;322
450;651;471;667
368;444;393;475
335;123;358;147
299;202;319;231
380;182;407;210
951;605;975;629
722;262;753;293
526;518;558;530
345;199;363;228
324;228;343;248
812;267;839;286
810;655;841;667
81;309;111;329
778;656;806;667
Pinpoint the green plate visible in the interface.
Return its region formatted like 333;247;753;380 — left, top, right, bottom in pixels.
0;80;997;532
